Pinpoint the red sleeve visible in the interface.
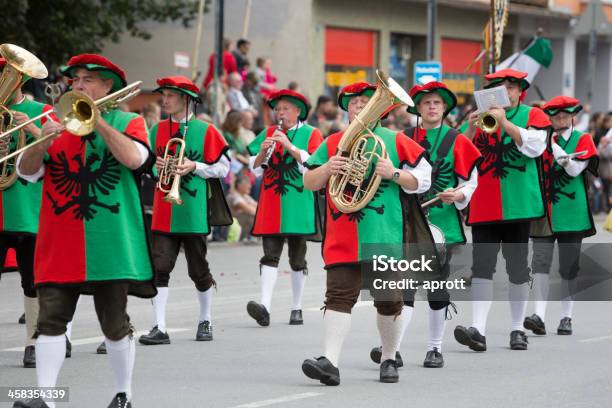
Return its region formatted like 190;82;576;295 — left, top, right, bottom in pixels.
307;128;324;154
527;107;552;130
223;51;238;74
576;133;599;175
124;115;149;146
203;124;229;164
453;134;483;180
40;104;58;124
395;131;426;167
203;54;215;89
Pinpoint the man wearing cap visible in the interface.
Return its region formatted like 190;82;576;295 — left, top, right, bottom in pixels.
301;82;433;385
15;54;153;408
524;96;598;337
245;89;323;327
370;82;481;369
454;68;551;352
0;57;56;369
138;76;230;345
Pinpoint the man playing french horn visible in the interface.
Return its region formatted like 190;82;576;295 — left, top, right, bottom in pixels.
140;76;230;346
301;78;432;385
14;54;154;408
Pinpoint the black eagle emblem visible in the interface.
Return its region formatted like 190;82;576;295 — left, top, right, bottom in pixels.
264;151;303;195
46;150;121;220
329;180;389;223
544;162;575;204
475;132;525;179
424;160;454;208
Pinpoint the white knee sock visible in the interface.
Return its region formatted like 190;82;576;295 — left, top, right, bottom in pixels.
153;287;169;333
105;336;135;401
377;313;404;362
36;334;66;408
532;273;550;321
428;307;447;352
24;296;39;347
260;265;278;311
291;270;306;310
471;278;493;335
323;310;351;367
509;282;529;331
560;278;577;319
197;287;212;322
397;305;414;351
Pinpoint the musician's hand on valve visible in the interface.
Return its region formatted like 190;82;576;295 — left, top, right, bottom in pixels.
488;106;506;125
155;156;166;174
38;121;64;151
465;112;479;138
175;158;196;176
439;188;465;204
260;138;275;154
375;157;395;179
327;155;348;175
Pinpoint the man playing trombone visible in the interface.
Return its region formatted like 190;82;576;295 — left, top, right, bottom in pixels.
139;76;230;346
14;54;154;408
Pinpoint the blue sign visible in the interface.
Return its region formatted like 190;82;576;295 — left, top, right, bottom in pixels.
414;61;442;85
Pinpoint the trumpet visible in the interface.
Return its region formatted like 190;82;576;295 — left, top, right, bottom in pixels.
157;138;186;205
0;81;142;165
474;111;499;134
261;119;281;169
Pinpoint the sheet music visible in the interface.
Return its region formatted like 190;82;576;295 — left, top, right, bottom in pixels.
474;85;511;113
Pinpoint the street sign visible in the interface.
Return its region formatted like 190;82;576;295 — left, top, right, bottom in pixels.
414;61;442;85
174;52;190;69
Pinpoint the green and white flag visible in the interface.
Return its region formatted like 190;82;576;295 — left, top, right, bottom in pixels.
497;37;553;83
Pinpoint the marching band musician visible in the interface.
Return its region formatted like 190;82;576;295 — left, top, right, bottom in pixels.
139;76;230;346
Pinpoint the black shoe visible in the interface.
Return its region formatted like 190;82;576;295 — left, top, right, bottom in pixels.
18;313;26;324
65;336;72;358
510;330;529;350
454;326;487;351
557;317;573;335
12;398;49;407
379;359;399;383
369;346;403;367
247;301;270;327
423;347;444;368
23;345;35;368
97;341;107;354
107;392;132;408
289;309;303;325
196;321;213;341
523;314;546;335
138;325;171;345
302;356;340;386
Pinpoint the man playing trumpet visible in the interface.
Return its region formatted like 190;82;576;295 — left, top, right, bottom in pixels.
139;76;230;346
15;54;154;408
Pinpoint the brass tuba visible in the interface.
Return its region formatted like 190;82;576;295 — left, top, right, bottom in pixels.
0;44;48;190
328;70;414;213
474;111;499;133
157;138;186;205
0;81;142;165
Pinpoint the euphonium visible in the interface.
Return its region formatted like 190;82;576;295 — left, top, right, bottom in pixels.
0;44;48;190
474;111;499;133
328;70;414;213
157;138;186;205
0;81;142;165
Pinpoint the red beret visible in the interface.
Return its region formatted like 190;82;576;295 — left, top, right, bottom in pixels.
542;95;582;115
155;75;201;102
267;89;311;121
408;81;457;116
485;68;530;91
337;82;377;111
60;54;127;92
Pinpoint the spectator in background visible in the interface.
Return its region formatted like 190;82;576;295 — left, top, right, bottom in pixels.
227;175;258;242
227;72;258;119
255;57;277;99
308;95;334;129
242;72;264;132
221;110;251;168
233;38;251;73
202;38;238;89
288;81;300;92
141;102;161;130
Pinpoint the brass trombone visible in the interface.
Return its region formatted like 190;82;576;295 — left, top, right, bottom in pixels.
157;138;186;205
0;81;142;165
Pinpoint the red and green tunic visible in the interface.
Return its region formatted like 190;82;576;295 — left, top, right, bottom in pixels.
34;109;155;297
410;125;482;244
0;99;54;235
467;104;550;225
150;118;228;235
305;127;426;268
247;124;323;236
541;130;598;237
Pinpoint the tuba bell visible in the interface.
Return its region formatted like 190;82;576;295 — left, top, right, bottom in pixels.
0;44;48;190
157;137;186;205
328;70;414;213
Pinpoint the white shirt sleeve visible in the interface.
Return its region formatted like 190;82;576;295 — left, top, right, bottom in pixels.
248;155;264;177
551;143;589;178
15;152;44;183
400;158;431;194
454;166;479;210
133;140;149;167
193;155;230;179
296;149;310;174
516;127;547;158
